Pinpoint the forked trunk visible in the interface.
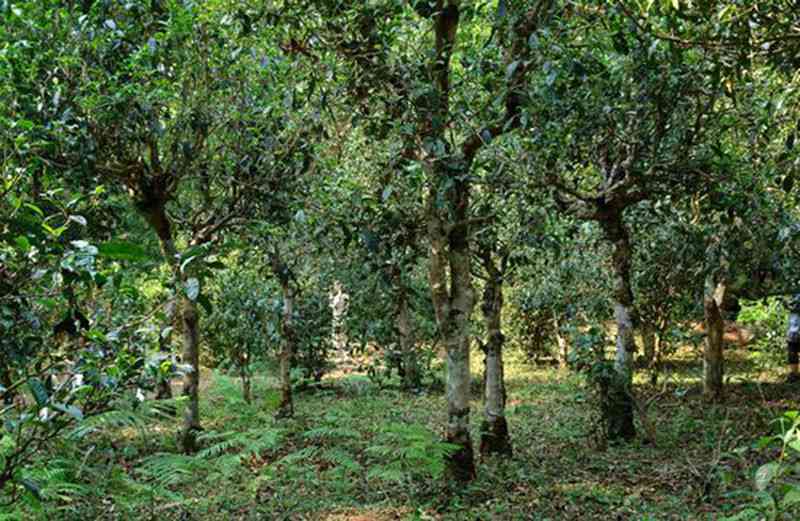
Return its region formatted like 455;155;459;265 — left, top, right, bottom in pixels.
396;287;419;390
179;298;201;453
703;279;726;401
600;213;637;441
479;270;512;456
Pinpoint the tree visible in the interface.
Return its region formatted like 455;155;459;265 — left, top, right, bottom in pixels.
523;5;725;439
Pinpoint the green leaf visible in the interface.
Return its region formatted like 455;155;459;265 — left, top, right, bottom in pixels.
755;462;781;491
20;478;42;500
52;402;84;421
185;278;200;301
69;215;88;226
782;487;800;508
27;378;49;407
14;235;30;252
24;202;43;217
97;240;151;261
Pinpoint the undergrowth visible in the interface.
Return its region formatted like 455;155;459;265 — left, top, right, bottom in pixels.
4;347;795;520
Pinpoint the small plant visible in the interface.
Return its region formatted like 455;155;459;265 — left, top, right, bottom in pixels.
722;411;800;520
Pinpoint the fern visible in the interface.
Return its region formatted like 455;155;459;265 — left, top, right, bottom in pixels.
137;453;199;489
364;423;459;482
69;398;182;440
303;426;360;442
321;448;362;473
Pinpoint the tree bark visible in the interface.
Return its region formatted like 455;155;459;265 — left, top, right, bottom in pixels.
427;185;476;482
703;279;726;401
599;212;637;441
179;298;201;453
479;266;512;457
396;286;420;390
271;252;295;419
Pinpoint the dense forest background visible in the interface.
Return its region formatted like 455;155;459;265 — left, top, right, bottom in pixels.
3;1;800;519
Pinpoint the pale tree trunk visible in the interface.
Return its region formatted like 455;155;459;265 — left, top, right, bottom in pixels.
271;252;295;419
396;287;420;390
600;213;637;441
141;203;202;452
703;278;726;401
479;265;511;456
427;185;476;482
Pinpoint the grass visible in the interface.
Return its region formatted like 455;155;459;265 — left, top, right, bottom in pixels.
11;341;798;520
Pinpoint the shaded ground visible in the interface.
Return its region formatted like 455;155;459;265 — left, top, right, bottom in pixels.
19;342;799;520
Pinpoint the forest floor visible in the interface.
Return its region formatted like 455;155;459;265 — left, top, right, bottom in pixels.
25;343;799;520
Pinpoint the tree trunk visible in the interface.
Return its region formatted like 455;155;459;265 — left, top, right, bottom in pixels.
703;279;726;401
179;298;201;453
479;270;512;457
397;286;419;390
141;202;202;452
554;317;569;369
241;360;252;404
271;253;295;419
427;181;476;482
600;213;637;441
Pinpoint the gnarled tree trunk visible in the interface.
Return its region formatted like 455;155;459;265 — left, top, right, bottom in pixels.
599;212;637;441
479;266;511;456
703;279;726;401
